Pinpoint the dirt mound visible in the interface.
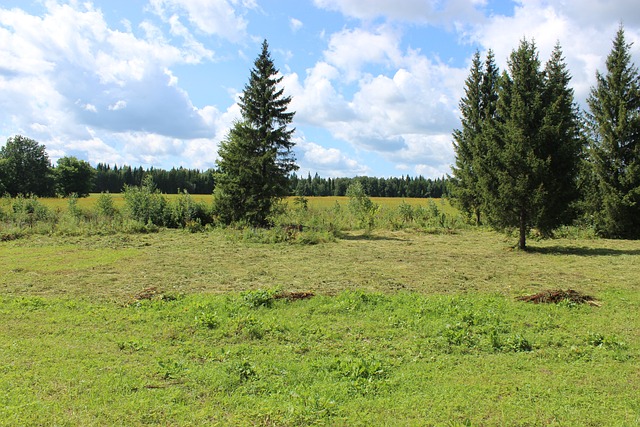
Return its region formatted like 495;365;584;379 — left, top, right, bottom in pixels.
134;286;159;301
517;289;600;306
274;291;315;301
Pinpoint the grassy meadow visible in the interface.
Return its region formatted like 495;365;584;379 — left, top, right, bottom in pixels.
0;195;639;425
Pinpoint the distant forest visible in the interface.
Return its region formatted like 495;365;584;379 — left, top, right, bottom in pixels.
93;164;449;198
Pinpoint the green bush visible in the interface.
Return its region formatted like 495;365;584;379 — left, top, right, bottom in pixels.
123;176;167;226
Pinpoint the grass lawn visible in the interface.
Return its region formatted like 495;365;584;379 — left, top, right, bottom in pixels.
1;228;639;425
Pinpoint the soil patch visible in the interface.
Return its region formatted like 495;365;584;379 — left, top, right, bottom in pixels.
517;289;600;306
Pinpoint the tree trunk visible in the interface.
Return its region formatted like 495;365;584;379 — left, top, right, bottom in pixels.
519;209;527;250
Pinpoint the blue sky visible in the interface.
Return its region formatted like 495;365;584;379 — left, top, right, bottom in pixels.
1;1;639;178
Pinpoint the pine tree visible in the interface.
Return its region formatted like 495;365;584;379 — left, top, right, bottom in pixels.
214;40;298;226
478;40;581;249
586;25;640;238
451;50;499;224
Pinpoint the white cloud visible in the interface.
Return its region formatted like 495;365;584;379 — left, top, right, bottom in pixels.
324;26;403;82
283;27;465;177
467;1;640;104
294;137;370;178
313;0;485;25
290;18;303;32
108;100;127;111
148;0;255;42
0;1;227;170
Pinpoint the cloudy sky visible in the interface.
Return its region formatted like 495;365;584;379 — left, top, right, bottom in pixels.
1;1;639;178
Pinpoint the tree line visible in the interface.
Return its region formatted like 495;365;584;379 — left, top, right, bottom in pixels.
451;25;640;247
289;173;448;198
0;140;446;199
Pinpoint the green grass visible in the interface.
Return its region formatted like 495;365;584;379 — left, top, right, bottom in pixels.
1;229;639;425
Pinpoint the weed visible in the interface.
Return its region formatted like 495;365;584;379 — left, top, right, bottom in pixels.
241;288;277;309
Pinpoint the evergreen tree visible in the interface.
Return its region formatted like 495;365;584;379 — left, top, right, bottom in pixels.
451;50;499;224
536;43;583;234
214;40;297;226
0;135;54;196
586;25;640;238
479;40;581;249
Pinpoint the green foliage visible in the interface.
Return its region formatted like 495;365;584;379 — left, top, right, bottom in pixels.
10;195;51;226
95;192;118;218
55;156;96;197
586;25;640;238
0;135;54;197
451;50;499;225
241;288;277;308
470;40;582;249
214;40;298;227
346;181;379;230
166;190;211;229
123;175;168;226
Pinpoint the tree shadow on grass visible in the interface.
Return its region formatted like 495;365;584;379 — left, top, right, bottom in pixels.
527;246;640;257
339;233;408;242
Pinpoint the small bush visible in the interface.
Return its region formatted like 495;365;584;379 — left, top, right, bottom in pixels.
95;192;117;218
123;176;167;226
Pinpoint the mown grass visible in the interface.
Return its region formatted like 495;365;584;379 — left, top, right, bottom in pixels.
0;288;638;426
0;228;639;425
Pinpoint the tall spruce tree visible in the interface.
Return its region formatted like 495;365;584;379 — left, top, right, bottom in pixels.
478;40;581;249
214;40;298;226
451;50;499;224
537;43;583;234
586;25;640;238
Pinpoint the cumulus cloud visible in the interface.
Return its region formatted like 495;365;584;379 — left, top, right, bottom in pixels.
466;1;640;103
284;26;465;177
294;136;370;178
148;0;256;42
0;1;233;169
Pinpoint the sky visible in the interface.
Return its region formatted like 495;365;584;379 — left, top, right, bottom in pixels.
1;1;639;179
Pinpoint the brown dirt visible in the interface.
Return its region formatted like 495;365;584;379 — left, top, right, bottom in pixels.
517;289;601;306
274;291;315;301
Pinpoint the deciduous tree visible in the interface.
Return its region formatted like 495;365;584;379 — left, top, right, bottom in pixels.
55;156;96;197
0;135;54;196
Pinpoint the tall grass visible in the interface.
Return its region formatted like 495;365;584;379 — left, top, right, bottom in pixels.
0;190;465;242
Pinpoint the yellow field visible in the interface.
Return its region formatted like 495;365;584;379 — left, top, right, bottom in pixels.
35;194;455;212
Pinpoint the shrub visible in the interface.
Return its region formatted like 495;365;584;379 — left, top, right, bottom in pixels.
123;176;167;226
95;192;117;218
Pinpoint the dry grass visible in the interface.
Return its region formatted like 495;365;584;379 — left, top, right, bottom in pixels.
2;228;639;303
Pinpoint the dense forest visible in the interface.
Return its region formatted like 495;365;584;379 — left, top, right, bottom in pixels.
93;165;448;198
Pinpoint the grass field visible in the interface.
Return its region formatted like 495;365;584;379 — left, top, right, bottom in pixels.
1;226;639;425
33;193;452;212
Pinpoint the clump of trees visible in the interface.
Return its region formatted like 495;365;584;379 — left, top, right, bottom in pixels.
451;26;640;247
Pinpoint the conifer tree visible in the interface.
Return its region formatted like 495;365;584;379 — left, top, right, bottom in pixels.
537;43;583;234
451;50;499;224
214;40;298;226
478;40;581;249
586;25;640;238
